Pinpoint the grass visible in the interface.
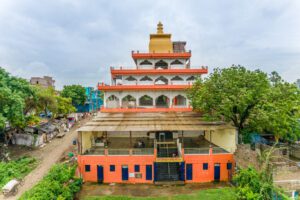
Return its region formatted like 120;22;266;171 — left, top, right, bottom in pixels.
84;187;236;200
0;156;37;188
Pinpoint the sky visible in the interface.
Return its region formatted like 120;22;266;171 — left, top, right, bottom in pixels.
0;0;299;89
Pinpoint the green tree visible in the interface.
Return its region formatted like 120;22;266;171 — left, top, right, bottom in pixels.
249;74;300;141
56;96;76;116
61;85;86;107
189;66;300;142
188;65;270;136
0;67;35;129
36;86;57;118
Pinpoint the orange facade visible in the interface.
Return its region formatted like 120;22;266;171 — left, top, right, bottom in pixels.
78;151;234;183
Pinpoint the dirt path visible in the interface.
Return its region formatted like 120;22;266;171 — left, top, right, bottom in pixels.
0;117;92;200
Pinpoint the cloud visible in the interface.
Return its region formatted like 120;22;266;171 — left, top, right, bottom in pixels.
0;0;299;89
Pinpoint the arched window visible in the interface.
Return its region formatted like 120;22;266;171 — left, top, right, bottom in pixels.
140;60;152;65
155;76;168;85
155;60;168;69
125;76;137;81
186;76;196;81
156;95;169;108
173;95;187;106
140;76;153;81
106;95;119;108
170;60;183;65
139;95;153;106
171;76;184;81
122;95;136;108
107;95;119;101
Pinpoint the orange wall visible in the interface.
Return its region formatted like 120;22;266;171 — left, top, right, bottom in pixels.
183;153;234;183
78;155;155;183
78;153;234;184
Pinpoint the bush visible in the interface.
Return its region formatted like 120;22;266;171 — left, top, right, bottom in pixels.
20;163;82;200
0;156;37;187
233;167;289;200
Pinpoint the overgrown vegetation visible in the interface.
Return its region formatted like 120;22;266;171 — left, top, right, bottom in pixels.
84;187;236;200
20;163;82;200
188;65;300;142
233;145;290;200
0;156;37;188
0;67;76;137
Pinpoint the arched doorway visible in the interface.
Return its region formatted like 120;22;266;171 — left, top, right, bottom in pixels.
155;95;169;108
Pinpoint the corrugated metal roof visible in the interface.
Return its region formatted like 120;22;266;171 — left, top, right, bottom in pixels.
77;112;233;132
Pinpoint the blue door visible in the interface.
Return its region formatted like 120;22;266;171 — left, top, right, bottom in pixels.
146;165;152;180
122;165;128;181
186;164;193;180
214;163;220;181
97;165;103;183
179;162;185;181
154;163;158;181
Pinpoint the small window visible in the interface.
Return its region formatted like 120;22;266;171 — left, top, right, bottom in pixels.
227;163;232;170
134;165;140;172
85;165;91;172
110;165;115;172
203;163;208;170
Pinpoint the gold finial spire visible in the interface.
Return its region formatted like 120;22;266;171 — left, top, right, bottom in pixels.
157;21;163;34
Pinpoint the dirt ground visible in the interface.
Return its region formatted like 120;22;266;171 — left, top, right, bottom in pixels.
0;117;92;200
77;182;231;199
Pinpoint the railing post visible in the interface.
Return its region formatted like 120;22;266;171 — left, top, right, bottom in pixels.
104;148;108;156
209;146;213;155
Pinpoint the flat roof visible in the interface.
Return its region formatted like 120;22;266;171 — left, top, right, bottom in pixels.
77;112;234;132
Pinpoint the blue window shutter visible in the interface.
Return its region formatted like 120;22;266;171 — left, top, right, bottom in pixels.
134;165;140;172
110;165;115;172
85;165;91;172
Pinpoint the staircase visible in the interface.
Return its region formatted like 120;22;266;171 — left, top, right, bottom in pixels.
157;147;178;157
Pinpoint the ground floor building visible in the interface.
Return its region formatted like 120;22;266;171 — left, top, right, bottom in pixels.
77;112;237;184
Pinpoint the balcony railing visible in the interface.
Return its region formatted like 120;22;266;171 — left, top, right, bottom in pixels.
108;149;130;155
184;148;210;154
132;148;154;155
212;147;230;154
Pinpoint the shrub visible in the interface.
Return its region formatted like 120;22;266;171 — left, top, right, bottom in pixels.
20;163;82;200
0;156;37;188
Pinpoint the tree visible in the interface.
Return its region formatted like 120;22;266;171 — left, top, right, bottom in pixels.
188;65;270;135
0;67;34;129
188;66;300;142
249;74;300;141
61;85;86;107
36;86;57;118
56;96;76;116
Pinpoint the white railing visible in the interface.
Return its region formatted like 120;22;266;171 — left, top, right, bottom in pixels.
132;148;154;155
184;148;210;154
212;147;230;154
108;149;130;155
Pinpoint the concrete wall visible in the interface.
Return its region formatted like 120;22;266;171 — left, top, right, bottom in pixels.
81;131;93;153
205;128;237;153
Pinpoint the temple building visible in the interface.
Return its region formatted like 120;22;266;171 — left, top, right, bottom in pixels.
77;22;237;184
